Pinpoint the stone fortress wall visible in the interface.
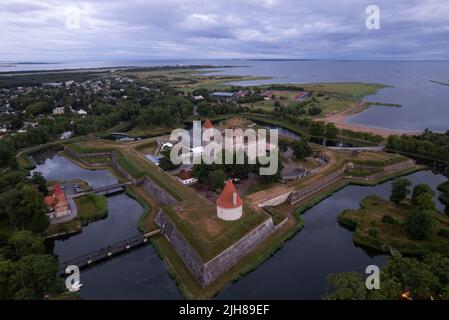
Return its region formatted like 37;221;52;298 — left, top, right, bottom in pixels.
155;210;275;286
64;145;274;286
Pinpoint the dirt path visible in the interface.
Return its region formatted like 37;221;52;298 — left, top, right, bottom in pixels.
321;102;422;138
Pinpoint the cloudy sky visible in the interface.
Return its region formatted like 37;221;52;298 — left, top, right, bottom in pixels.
1;0;448;61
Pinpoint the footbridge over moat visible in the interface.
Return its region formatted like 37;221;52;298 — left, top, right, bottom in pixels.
58;229;160;275
71;182;133;198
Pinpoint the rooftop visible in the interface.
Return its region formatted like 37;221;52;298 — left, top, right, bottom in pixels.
211;92;236;97
217;180;243;209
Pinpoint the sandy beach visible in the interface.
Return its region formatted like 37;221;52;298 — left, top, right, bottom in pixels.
322;102;422;138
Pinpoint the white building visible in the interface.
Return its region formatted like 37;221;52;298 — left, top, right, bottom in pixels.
77;109;87;116
216;180;243;221
175;170;198;185
53;107;65;115
60;131;73;140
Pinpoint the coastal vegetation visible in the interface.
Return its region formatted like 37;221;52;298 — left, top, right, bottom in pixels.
386;130;449;164
338;188;449;256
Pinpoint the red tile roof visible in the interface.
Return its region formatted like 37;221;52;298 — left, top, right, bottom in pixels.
44;196;56;207
217;180;243;209
45;183;68;211
203;118;213;129
53;183;64;195
175;170;194;181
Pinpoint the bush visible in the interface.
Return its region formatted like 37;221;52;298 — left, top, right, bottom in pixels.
438;229;449;239
338;213;358;230
405;209;433;241
381;214;399;225
368;228;379;238
438;180;449;194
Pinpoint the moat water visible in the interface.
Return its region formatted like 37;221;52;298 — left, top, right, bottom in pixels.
32;151;447;299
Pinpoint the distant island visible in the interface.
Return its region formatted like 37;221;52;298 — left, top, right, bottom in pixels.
430;80;449;87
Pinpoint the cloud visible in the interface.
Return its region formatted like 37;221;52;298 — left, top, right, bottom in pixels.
0;0;448;61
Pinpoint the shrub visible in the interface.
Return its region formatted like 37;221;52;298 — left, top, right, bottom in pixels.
369;228;379;238
382;214;399;225
405;209;433;241
438;229;449;239
337;213;358;230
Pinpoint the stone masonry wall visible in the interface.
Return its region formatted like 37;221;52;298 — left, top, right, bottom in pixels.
138;176;177;206
289;165;347;204
257;191;293;208
63;147;135;181
155;210;275;286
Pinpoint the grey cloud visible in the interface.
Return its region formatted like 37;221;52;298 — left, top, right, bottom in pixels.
0;0;448;61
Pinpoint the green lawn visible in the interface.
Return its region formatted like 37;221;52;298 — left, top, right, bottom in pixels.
82;156;111;164
163;205;268;261
242;82;389;117
134;141;157;154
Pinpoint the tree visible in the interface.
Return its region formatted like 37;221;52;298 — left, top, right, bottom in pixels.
278;139;289;153
324;272;367;300
390;178;411;203
31;172;48;196
0;260;16;299
309;121;326;136
405;208;433;241
13;254;58;299
412;184;435;205
0;143;12;168
413;192;436;212
292;140;313;160
260;153;284;183
9;231;45;259
308;106;322;116
385;255;438;299
158;150;181;171
325;123;338;140
207;169;225;191
9;185;48;232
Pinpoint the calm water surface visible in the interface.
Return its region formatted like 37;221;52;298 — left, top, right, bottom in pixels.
32;151;181;299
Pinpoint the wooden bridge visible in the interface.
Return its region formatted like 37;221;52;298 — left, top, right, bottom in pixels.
58;229;160;275
72;182;133;198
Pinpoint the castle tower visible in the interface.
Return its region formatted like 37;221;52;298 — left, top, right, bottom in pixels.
203;118;214;130
216;180;243;221
203;118;214;153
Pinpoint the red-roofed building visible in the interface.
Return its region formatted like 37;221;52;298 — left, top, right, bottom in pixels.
175;170;198;185
203;118;214;129
217;180;243;221
44;183;70;219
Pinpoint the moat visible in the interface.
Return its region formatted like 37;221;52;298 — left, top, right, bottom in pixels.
32;150;446;299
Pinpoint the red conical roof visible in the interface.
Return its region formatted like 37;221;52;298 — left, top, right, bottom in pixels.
217;180;243;209
203;118;213;129
53;183;63;195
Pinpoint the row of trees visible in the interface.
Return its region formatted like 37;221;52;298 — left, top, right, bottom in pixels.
386;131;449;163
0;169;61;299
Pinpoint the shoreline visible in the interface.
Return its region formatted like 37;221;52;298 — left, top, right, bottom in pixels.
322;102;422;138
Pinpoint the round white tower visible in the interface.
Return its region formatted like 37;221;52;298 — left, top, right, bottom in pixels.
217;180;243;221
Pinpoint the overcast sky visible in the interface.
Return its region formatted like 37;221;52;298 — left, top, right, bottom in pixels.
1;0;448;61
